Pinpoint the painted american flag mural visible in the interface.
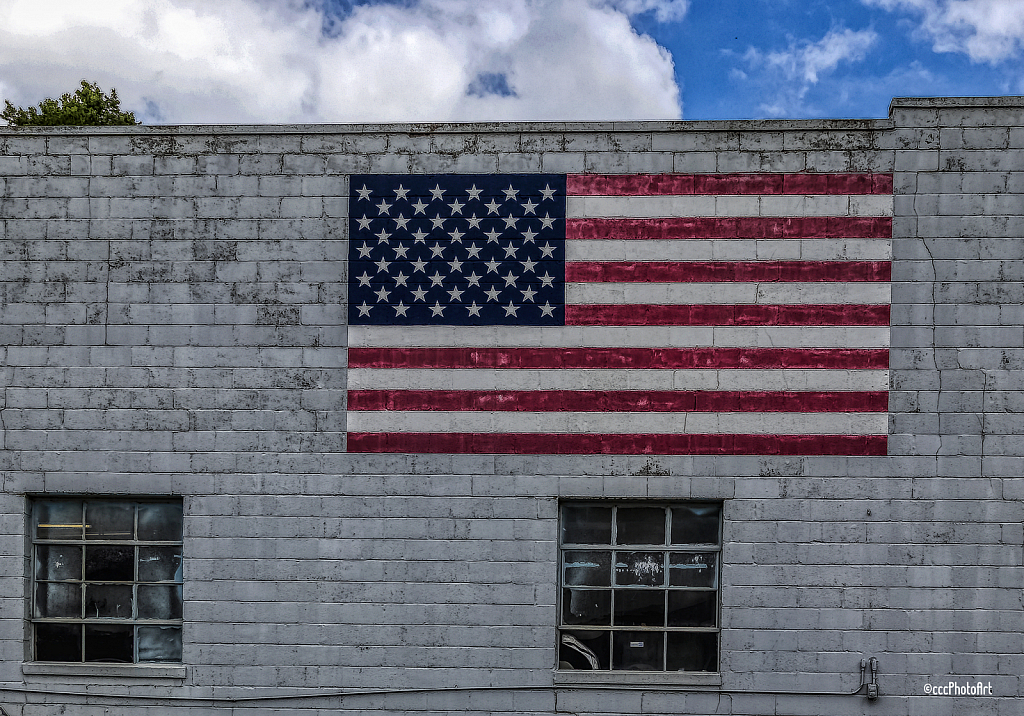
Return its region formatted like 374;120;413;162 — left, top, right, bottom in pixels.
346;172;893;455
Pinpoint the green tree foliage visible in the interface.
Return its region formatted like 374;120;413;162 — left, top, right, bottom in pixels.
2;80;140;126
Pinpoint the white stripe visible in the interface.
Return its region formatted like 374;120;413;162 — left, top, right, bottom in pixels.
567;194;894;218
349;325;891;348
348;411;888;435
565;282;891;305
349;368;889;392
565;239;892;262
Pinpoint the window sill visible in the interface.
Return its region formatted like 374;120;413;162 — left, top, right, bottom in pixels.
554;670;721;687
23;662;186;679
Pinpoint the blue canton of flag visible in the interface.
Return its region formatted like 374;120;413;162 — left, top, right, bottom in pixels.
348;175;566;325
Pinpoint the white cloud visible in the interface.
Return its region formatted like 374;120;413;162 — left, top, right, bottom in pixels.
0;0;683;124
864;0;1024;63
738;28;879;116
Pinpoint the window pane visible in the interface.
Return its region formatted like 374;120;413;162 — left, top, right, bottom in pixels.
670;504;720;545
561;505;611;545
85;502;134;541
85;584;134;619
667;632;718;671
562;550;610;587
85;624;133;663
668;552;718;588
138;504;183;542
613;589;665;627
35;545;82;581
35;501;84;540
138;546;183;582
35;623;82;662
614;552;664;586
616;507;665;545
559;630;609;670
35;582;81;618
84;545;134;581
138;626;182;662
562;588;611;626
612;631;663;670
138;585;183;620
667;591;717;627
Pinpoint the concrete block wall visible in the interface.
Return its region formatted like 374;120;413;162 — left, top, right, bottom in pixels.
0;97;1022;715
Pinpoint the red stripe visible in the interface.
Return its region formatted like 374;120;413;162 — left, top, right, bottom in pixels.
566;217;892;240
565;261;891;283
348;390;888;412
347;432;888;455
565;304;890;326
566;174;894;196
349;347;889;370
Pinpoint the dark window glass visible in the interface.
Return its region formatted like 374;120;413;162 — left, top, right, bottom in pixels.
85;545;134;581
35;623;82;662
85;502;134;541
35;545;82;581
35;501;84;541
559;630;609;670
614;590;665;627
615;552;664;586
612;631;663;670
138;626;182;662
562;589;611;626
670;504;720;545
616;507;665;545
85;624;134;663
562;505;612;545
667;631;718;672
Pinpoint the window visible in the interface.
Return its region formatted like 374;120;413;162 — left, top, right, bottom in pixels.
558;502;721;672
31;498;183;663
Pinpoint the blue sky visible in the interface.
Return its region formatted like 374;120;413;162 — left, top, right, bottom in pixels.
1;0;1022;124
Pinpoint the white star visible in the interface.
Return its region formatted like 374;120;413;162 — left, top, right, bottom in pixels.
503;243;519;259
374;257;390;273
503;302;519;317
520;257;537;273
449;227;465;243
466;185;483;201
356;215;372;230
522;227;538;243
502;271;518;287
375;229;391;244
374;286;390;302
429;271;445;286
484;198;501;214
356;243;373;258
357;272;373;287
448;258;464;273
539;184;556;201
357;302;372;317
466;301;482;317
520;286;537;302
465;271;482;287
410;286;428;301
430;301;445;317
393;244;409;259
538;242;555;258
484;286;501;302
466;214;483;230
429;243;445;258
539;213;555;229
394;301;409;317
429;184;446;201
502;185;519;201
393;271;409;286
393;214;410;230
411;199;428;215
521;198;538;214
430;216;446;230
411;258;428;273
356;185;372;201
465;243;482;259
394;184;410;200
484;228;502;243
447;286;465;302
484;258;502;274
503;214;518;229
411;229;429;243
448;198;465;214
539;302;555;317
538;272;554;288
376;198;392;215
